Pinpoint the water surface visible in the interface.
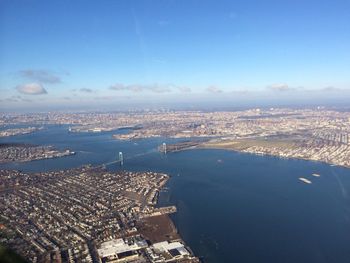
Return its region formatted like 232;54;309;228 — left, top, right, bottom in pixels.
1;126;350;263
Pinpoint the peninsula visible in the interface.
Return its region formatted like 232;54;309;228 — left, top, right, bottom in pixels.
0;166;199;263
0;143;75;163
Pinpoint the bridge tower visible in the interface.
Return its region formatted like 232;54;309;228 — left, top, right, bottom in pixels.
162;142;167;154
118;151;124;166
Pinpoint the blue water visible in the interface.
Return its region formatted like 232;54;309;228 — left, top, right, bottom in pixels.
1;126;350;263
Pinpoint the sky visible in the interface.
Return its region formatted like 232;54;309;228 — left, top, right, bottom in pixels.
1;0;350;111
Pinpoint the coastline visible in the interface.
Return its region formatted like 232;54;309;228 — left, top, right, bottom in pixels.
198;144;350;169
140;174;200;261
159;139;350;170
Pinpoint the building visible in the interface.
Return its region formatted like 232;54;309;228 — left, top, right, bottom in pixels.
97;237;147;262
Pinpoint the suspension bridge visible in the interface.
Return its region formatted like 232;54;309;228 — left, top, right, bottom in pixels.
95;147;163;169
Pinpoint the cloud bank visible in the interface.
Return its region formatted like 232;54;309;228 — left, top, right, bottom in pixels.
320;86;344;92
267;83;293;92
19;70;62;84
80;88;93;93
177;86;191;93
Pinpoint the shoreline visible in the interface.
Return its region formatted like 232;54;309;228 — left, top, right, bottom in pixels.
141;175;199;260
198;144;350;169
159;141;350;170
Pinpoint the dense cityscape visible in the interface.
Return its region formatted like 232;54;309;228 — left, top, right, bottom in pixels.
0;144;74;163
0;127;43;138
1;108;349;167
0;166;199;262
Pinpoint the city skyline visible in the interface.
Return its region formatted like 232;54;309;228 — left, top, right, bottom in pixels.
1;0;350;110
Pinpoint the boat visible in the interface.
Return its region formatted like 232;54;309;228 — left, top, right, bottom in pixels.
299;177;312;184
312;173;320;177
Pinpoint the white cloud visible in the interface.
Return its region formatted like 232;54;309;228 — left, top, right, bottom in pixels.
16;83;47;95
206;86;223;93
267;83;293;92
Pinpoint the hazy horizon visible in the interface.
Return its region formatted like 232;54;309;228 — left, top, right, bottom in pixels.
1;0;350;111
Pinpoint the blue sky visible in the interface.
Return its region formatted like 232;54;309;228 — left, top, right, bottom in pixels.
1;0;350;110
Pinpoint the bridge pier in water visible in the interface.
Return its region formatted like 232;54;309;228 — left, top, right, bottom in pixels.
118;151;123;166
